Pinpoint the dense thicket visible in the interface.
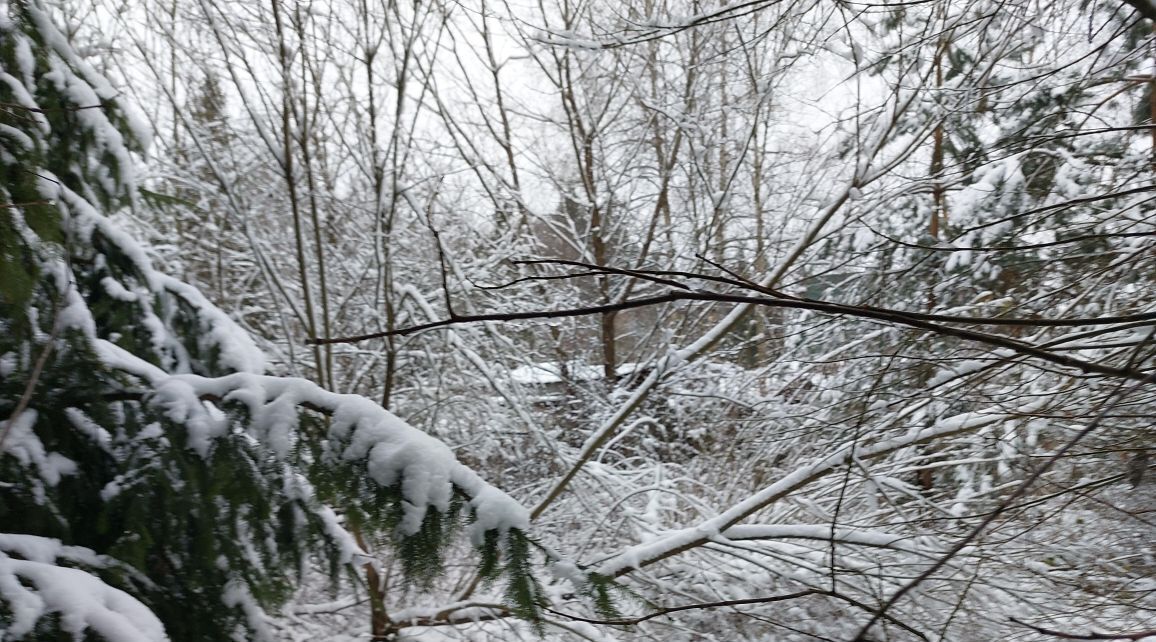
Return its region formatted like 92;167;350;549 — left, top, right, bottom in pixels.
0;2;545;640
2;0;1154;639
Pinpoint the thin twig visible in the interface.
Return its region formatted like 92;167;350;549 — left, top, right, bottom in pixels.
0;312;64;450
693;252;801;299
545;589;927;640
513;258;693;291
851;334;1156;640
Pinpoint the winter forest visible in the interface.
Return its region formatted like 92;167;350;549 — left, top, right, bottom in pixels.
2;0;1155;639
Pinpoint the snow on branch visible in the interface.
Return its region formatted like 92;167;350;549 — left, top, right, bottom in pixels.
596;399;1048;576
720;524;940;555
95;340;530;539
0;535;167;642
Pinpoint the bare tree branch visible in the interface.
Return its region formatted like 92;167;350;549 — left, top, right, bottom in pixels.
546;589;928;639
308;284;1156;384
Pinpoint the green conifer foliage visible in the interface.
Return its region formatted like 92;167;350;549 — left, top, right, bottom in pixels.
0;2;546;639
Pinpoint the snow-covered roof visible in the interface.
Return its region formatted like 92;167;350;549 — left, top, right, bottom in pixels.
508;361;641;385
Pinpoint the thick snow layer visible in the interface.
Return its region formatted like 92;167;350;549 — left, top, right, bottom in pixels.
0;536;168;642
18;169;265;378
156;274;265;374
22;1;152;153
0;534;109;567
315;505;370;564
91;342;531;538
222;580;274;642
509;361;640;386
1;410;78;486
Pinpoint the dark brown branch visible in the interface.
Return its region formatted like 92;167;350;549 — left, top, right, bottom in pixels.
326;257;1156;334
1019;124;1156;141
474;269;619;290
0;287;68;450
692;253;802;299
1118;0;1156;22
430;227;455;317
534;0;784;49
310;293;686;343
513;257;794;297
308;289;1156;384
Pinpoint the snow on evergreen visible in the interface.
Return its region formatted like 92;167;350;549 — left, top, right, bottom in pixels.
0;2;543;639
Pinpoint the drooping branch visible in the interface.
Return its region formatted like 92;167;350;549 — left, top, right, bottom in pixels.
93;339;534;539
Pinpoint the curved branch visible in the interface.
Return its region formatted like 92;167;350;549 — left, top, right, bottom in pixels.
308;289;1155;383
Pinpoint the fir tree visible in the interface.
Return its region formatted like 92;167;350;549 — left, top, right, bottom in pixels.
0;2;546;639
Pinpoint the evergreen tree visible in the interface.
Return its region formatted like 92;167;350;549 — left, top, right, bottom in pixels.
0;2;546;639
